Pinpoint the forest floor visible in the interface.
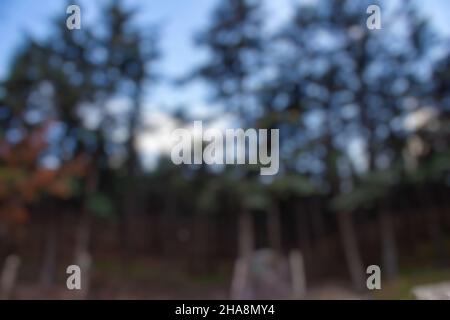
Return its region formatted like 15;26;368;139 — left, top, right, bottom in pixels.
11;256;450;299
89;257;231;299
373;266;450;299
91;252;450;300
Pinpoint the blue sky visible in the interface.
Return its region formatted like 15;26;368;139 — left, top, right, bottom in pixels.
0;0;222;116
1;0;450;116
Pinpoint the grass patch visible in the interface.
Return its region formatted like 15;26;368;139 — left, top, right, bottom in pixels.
374;266;450;299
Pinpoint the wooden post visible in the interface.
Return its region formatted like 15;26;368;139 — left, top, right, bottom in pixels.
289;250;307;299
230;258;250;299
76;251;91;300
1;254;21;300
230;210;254;299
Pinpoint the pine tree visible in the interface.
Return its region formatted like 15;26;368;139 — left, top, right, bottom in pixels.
193;0;264;124
268;0;439;288
1;0;160;289
192;0;267;298
100;0;159;257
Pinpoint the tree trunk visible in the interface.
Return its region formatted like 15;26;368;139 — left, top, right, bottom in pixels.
267;202;282;253
230;209;254;299
238;210;254;259
191;214;210;273
309;199;329;259
428;206;447;265
310;200;326;242
39;212;58;287
74;210;92;299
119;86;143;261
336;211;365;292
379;209;398;281
119;188;136;264
296;204;311;262
419;188;448;265
73;170;97;298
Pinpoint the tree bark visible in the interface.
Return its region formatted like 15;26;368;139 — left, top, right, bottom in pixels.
238;210;254;259
73;169;97;298
39;212;58;287
428;206;447;265
296;204;311;262
191;214;210;273
419;187;448;265
267;202;282;253
379;209;398;281
309;199;329;259
336;211;365;292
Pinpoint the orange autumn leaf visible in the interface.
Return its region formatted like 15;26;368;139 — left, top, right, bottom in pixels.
31;169;58;188
0;203;29;225
61;154;90;177
47;178;73;199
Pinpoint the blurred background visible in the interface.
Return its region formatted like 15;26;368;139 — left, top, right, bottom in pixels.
0;0;450;299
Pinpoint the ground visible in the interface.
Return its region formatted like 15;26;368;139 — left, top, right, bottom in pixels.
10;257;450;299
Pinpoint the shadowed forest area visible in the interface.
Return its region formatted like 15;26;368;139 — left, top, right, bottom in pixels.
1;0;450;299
